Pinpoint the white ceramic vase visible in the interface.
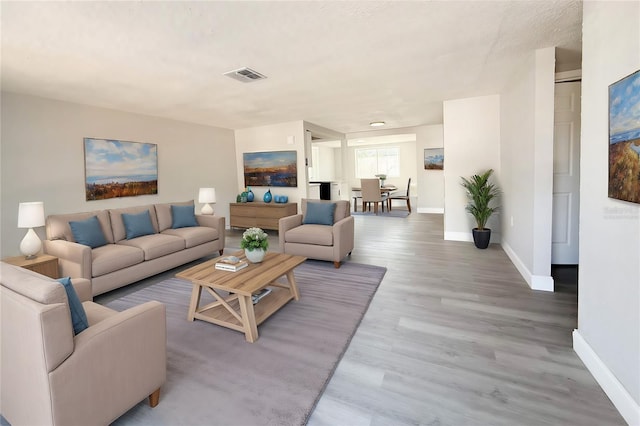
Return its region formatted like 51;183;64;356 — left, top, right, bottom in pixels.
245;248;265;263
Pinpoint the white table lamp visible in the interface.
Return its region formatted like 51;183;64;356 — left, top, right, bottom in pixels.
199;188;216;215
18;201;45;259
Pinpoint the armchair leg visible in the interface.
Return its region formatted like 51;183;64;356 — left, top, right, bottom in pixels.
333;261;341;268
149;388;161;407
219;249;224;256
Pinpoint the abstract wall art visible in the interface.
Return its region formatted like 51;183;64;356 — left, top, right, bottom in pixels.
84;138;158;201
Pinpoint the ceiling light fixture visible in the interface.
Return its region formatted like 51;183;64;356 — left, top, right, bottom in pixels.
370;121;385;127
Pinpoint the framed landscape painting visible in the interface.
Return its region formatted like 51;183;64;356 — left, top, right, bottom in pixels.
609;69;640;204
424;148;444;170
243;150;297;187
84;138;158;201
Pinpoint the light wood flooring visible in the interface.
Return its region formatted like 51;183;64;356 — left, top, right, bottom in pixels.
226;212;624;426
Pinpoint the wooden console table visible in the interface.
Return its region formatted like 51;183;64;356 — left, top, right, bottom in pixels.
230;202;297;230
3;254;59;279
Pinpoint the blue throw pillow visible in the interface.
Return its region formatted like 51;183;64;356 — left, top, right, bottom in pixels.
122;210;155;239
57;277;89;335
69;216;107;248
303;202;336;226
171;204;199;229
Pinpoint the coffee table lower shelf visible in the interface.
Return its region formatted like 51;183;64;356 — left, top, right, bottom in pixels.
191;286;293;334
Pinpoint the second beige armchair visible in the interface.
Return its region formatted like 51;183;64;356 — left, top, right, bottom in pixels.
279;199;354;268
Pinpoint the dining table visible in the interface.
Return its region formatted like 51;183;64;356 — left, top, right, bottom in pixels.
350;185;397;212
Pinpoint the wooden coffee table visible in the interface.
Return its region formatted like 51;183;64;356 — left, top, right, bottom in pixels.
176;251;306;342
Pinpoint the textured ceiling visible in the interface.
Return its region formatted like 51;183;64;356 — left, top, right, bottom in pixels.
1;1;582;133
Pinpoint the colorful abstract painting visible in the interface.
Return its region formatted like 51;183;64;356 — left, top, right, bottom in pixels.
84;138;158;201
243;150;297;187
424;148;444;170
609;69;640;204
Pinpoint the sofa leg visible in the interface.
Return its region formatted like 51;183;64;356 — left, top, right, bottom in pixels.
149;388;161;407
333;261;341;268
219;249;224;256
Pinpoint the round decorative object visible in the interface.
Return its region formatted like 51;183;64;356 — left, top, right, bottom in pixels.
247;188;254;202
245;248;265;263
263;189;272;203
282;195;288;203
274;195;281;203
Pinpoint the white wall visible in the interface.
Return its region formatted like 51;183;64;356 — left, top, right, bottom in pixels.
443;95;501;242
1;92;237;257
574;2;640;424
416;124;444;213
234;121;306;203
499;47;556;291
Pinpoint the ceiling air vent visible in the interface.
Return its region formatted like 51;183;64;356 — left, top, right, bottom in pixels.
223;67;267;83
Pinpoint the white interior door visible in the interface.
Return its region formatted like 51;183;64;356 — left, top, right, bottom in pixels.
552;81;581;264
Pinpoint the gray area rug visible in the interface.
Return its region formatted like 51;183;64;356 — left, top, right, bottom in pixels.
106;260;386;426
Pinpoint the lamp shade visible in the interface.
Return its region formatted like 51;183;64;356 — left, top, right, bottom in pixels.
198;188;216;204
18;202;45;228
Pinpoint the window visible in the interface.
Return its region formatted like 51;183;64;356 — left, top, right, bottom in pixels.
355;147;400;178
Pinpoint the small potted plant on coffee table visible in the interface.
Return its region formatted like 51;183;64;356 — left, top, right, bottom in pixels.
460;169;500;249
240;227;269;263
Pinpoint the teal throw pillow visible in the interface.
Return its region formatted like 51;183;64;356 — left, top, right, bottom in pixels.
122;210;155;239
303;202;336;226
171;204;199;229
57;277;89;335
69;216;107;248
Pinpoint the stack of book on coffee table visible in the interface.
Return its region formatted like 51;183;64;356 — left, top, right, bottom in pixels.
215;256;248;272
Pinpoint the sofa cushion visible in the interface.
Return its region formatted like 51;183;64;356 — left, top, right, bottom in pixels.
303;202;336;226
161;226;218;249
155;200;194;232
109;205;159;242
171;204;198;229
118;234;185;261
46;210;114;244
122;210;156;239
57;277;89;335
91;244;144;277
69;216;108;248
285;224;334;246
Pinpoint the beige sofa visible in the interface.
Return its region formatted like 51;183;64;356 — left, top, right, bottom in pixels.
44;201;225;296
279;199;354;268
0;263;166;425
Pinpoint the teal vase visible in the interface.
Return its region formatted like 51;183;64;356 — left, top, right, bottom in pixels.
263;189;272;203
247;187;254;202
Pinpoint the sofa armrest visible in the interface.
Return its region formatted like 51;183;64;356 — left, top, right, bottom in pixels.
332;216;355;260
278;214;303;250
48;301;167;425
43;239;92;280
196;214;226;248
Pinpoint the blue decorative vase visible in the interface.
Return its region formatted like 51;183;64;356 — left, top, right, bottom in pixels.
263;189;272;203
247;188;254;202
274;195;281;203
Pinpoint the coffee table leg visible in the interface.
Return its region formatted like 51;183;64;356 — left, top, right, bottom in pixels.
188;283;202;321
238;295;259;343
286;271;300;301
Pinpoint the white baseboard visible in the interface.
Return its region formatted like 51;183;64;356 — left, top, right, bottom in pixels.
418;207;444;214
444;231;473;242
573;330;640;426
501;241;553;292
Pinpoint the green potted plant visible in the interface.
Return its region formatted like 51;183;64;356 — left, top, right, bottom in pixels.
460;169;500;249
240;227;269;263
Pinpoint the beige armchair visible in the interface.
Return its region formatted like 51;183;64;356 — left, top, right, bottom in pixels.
0;263;166;426
279;199;354;268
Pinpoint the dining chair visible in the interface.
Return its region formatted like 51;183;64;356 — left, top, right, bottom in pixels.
361;178;388;214
388;177;412;213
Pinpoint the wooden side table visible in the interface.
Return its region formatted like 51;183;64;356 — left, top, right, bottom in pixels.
3;254;60;279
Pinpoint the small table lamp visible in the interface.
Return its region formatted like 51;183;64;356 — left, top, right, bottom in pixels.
199;188;216;215
18;201;45;259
